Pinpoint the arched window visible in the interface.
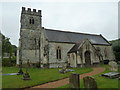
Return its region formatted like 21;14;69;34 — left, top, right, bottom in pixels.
32;19;34;24
56;46;61;59
29;17;34;24
104;48;107;58
29;19;32;24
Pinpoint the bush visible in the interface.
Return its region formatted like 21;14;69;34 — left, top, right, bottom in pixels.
2;56;16;66
114;52;120;62
112;45;120;62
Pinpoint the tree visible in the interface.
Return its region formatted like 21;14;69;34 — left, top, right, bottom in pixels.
110;39;120;62
1;33;17;66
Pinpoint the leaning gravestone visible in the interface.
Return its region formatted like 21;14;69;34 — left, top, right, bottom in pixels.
69;73;80;89
83;76;98;90
109;61;118;71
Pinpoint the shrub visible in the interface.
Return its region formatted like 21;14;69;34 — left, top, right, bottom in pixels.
112;45;120;62
114;52;120;62
2;56;16;66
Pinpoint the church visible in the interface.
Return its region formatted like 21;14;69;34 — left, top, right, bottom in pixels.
17;7;115;68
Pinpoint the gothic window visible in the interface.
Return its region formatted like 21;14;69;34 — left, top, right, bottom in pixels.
32;19;34;24
29;19;32;24
104;48;107;58
56;46;61;59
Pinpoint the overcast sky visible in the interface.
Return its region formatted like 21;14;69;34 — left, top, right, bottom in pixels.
0;1;118;46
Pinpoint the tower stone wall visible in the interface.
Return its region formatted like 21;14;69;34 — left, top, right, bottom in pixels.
21;7;42;29
18;7;48;67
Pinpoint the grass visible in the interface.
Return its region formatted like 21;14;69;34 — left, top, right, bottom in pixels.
2;66;92;88
58;65;119;89
92;65;119;88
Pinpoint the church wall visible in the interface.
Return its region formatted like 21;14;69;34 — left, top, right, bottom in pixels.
93;45;115;61
69;53;77;67
68;40;100;67
48;42;74;68
76;53;81;64
18;7;115;68
17;27;48;67
81;40;100;65
21;50;39;63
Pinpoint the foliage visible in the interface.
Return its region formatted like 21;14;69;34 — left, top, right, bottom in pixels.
2;56;16;67
2;67;92;88
110;39;120;47
113;45;120;52
1;33;17;66
114;52;120;62
1;33;17;58
110;39;120;62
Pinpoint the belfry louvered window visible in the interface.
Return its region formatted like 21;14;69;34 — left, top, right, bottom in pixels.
29;17;34;24
56;46;61;59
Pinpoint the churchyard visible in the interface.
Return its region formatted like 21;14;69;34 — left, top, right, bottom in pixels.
58;65;119;89
2;64;120;89
2;66;92;88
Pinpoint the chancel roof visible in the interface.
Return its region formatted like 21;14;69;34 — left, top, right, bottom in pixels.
45;29;110;45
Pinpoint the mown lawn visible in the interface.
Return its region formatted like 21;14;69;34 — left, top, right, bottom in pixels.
2;67;92;88
58;65;119;89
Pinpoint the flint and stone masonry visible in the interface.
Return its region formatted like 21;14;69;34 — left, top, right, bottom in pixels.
17;7;115;68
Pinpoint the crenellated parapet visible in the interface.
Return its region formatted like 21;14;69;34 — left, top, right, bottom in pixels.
22;7;41;16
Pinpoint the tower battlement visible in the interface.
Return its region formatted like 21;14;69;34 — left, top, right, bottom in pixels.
22;7;41;16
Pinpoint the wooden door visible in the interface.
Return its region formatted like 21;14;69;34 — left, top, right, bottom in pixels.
84;51;91;66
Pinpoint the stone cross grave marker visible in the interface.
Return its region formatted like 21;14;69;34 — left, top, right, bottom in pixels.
83;76;98;90
109;61;118;71
69;73;80;89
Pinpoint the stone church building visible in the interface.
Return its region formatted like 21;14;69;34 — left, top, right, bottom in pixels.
17;7;115;68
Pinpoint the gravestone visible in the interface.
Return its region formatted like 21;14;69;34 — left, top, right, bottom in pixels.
23;59;31;80
59;65;67;74
83;76;98;90
69;73;80;89
59;69;66;74
23;72;31;80
101;72;120;79
109;61;118;71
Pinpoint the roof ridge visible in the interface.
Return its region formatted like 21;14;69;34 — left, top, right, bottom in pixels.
45;28;100;36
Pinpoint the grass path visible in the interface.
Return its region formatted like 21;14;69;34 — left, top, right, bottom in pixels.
30;67;105;89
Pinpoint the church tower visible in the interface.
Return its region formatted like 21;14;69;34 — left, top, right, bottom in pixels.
18;7;44;67
20;7;42;30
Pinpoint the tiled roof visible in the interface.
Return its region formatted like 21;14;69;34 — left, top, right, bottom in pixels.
68;40;85;53
45;29;110;45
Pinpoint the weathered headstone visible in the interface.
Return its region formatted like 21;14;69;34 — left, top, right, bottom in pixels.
23;59;31;80
83;76;98;90
59;69;65;74
23;72;31;80
69;73;80;89
109;61;118;71
27;59;30;67
59;65;67;74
